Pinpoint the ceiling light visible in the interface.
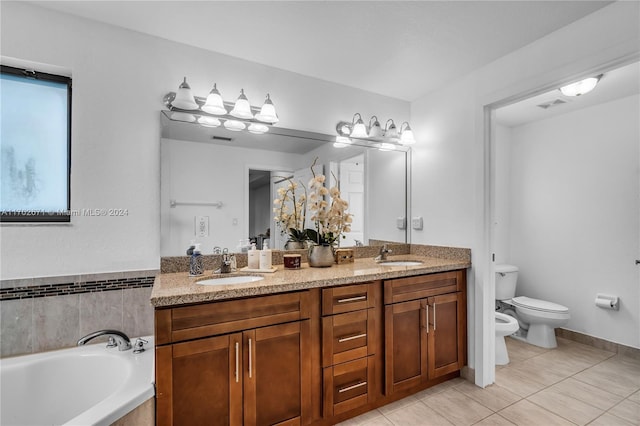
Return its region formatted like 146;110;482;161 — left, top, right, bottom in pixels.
171;77;199;110
230;89;254;119
559;75;602;97
224;119;246;131
350;113;368;138
248;123;269;134
254;94;279;123
201;83;227;115
197;116;221;128
399;122;415;145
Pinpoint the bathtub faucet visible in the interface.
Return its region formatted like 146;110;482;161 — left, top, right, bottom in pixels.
77;329;132;351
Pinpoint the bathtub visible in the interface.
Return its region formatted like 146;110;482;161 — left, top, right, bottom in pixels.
0;335;154;426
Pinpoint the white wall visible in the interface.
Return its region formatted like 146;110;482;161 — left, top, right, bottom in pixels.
0;2;409;279
409;1;640;383
499;95;639;348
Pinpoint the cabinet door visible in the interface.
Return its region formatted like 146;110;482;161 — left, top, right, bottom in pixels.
384;299;428;395
243;321;311;426
156;333;243;426
427;292;465;379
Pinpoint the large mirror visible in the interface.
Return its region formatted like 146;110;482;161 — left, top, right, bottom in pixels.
160;112;409;256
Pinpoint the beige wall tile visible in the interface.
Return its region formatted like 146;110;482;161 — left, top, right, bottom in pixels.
122;287;154;339
79;290;123;339
111;397;154;426
0;298;33;357
33;294;79;352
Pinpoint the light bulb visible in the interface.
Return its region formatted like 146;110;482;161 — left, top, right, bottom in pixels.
224;119;246;131
248;123;269;134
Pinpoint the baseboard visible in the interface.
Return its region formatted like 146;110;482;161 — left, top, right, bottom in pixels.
556;328;640;359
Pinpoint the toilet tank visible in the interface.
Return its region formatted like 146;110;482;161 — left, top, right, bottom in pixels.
495;264;518;300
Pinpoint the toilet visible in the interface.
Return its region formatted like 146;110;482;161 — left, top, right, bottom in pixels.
495;312;519;365
495;264;570;349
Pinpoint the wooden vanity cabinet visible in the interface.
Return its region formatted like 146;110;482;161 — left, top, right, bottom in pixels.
384;270;466;395
155;291;313;426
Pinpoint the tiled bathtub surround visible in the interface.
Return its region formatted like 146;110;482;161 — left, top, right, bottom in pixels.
0;270;157;358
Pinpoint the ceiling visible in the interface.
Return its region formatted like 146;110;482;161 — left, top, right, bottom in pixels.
496;61;640;127
31;1;612;101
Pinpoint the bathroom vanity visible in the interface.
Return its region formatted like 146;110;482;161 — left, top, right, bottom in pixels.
152;249;470;425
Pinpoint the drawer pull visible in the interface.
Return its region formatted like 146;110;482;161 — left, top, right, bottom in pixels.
337;295;366;304
338;333;367;343
338;381;367;393
234;341;239;383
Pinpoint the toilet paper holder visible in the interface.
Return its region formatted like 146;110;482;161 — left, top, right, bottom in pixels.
595;293;619;310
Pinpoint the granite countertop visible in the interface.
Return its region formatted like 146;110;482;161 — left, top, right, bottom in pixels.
151;254;471;308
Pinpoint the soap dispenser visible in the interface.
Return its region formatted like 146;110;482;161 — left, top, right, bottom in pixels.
259;241;272;271
248;242;260;270
189;243;204;276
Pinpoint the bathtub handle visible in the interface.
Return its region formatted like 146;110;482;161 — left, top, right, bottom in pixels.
234;341;239;383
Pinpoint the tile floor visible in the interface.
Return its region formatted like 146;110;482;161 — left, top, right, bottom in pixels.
337;337;640;426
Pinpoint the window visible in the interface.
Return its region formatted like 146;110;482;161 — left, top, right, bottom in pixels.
1;65;72;222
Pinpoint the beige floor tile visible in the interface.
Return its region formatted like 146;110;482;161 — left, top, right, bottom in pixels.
454;381;522;412
574;361;640;398
555;338;616;363
504;337;549;363
359;415;394;426
527;386;605;425
472;414;515;426
628;390;640;404
498;400;574;426
549;377;623;411
378;395;419;416
607;399;640;425
383;401;454;426
526;349;597;377
412;377;467;399
495;366;549;397
508;360;567;386
337;409;386;426
587;412;636;426
422;388;493;425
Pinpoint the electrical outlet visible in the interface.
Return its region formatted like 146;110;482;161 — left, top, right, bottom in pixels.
396;216;406;230
411;216;423;230
196;216;209;237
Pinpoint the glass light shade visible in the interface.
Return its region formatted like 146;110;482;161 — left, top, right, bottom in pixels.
399;122;415;145
248;123;269;134
384;119;399;139
369;123;383;138
351;116;368;138
201;84;227;115
340;124;351;135
197;116;221;127
224;119;246;131
230;89;254;119
378;143;395;152
255;94;279;123
334;136;351;148
171;77;199;110
170;111;196;122
559;76;600;97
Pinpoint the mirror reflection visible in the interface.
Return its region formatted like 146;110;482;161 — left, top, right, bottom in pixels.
160;112;408;256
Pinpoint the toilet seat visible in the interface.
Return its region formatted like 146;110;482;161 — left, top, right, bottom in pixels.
495;312;519;334
511;296;568;314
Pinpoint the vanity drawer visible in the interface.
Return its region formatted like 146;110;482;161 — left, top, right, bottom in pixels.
155;291;311;344
323;356;376;417
322;282;378;315
322;308;376;367
384;270;465;304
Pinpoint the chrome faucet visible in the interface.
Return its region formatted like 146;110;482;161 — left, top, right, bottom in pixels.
375;244;392;262
77;329;132;351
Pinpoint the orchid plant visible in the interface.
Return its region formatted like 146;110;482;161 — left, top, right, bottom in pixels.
305;158;353;246
273;177;308;243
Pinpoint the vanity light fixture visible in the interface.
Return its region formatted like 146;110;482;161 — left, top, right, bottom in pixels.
559;75;602;97
164;77;280;135
335;114;415;148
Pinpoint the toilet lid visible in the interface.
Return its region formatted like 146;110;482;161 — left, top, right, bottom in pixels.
511;296;569;313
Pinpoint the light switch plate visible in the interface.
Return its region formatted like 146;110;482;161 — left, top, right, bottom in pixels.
396;217;406;230
196;216;209;237
411;216;423;230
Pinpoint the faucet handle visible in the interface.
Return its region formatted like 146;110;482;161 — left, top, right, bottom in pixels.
106;336;118;349
133;338;148;354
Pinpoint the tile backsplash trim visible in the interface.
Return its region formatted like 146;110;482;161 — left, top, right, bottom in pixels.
0;275;156;301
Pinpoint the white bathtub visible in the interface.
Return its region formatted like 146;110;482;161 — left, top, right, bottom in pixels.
0;336;154;426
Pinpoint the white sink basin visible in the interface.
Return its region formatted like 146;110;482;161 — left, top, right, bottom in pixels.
197;276;265;286
377;260;424;266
